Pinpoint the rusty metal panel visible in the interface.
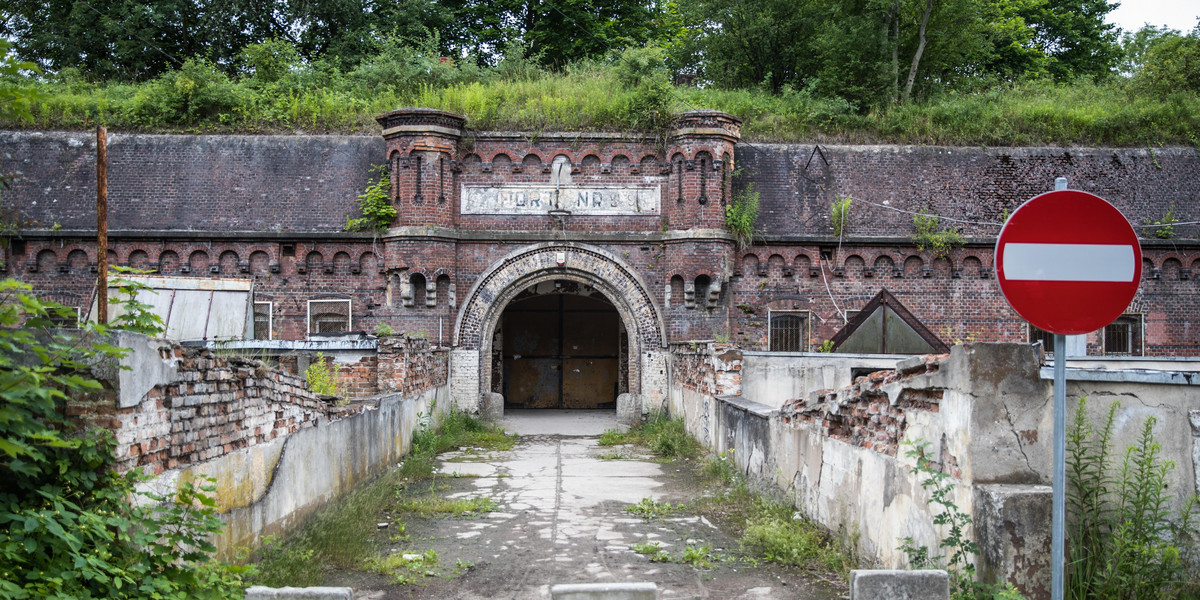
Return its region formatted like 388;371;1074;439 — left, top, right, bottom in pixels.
563;310;618;356
503;311;560;357
505;358;560;408
563;358;617;408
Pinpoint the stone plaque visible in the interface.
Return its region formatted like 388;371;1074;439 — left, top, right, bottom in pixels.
461;185;660;215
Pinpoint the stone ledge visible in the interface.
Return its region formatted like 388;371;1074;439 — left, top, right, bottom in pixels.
850;570;948;600
550;582;658;600
244;586;352;600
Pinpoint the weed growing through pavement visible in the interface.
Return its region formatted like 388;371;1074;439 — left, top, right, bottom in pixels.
248;468;404;586
633;542;672;562
395;496;496;518
626;497;680;519
898;439;1024;600
597;413;701;459
365;549;440;585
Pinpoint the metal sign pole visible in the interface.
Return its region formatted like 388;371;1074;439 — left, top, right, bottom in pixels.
1051;176;1067;600
1052;333;1066;600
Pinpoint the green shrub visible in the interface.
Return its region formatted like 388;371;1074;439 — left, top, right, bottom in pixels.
0;279;246;599
128;58;244;126
346;164;396;232
831;196;852;236
305;351;340;396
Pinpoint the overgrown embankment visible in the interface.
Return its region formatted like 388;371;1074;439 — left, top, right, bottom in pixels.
9;63;1200;147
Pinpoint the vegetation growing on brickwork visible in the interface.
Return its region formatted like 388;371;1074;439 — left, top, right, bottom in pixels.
725;184;759;249
912;210;965;257
108;266;167;336
831;196;852;237
345;164;396;232
0;279;248;599
1066;398;1200;599
304;351;341;397
1147;204;1179;239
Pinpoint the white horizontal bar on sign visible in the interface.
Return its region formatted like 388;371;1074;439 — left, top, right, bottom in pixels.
1002;243;1136;282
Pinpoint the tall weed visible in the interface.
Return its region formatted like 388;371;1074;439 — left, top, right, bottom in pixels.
1066;398;1200;599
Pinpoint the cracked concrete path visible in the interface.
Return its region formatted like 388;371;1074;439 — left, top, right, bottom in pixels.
342;411;845;600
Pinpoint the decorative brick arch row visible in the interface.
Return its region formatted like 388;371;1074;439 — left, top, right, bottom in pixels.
453;243;667;397
455;243;666;349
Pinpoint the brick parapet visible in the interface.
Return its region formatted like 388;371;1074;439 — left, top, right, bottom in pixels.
778;353;948;457
65;341;379;475
668;342;743;397
375;335;449;396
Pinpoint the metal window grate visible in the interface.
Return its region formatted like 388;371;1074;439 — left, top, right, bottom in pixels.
253;301;272;340
1104;314;1142;355
308;299;351;335
769;311;808;352
1029;325;1055;355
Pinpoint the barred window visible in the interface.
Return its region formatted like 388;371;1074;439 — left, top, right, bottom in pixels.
47;306;81;328
307;299;351;335
769;310;809;352
253;301;273;340
1029;325;1055;356
1103;314;1143;356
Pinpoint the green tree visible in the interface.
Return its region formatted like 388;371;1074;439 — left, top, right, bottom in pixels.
1019;0;1122;80
669;0;821;91
1132;27;1200;94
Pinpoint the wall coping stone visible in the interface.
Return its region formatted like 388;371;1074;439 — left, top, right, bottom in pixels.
205;339;380;351
716;394;775;418
1038;366;1200;385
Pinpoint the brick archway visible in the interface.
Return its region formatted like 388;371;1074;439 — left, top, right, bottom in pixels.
452;243;667;407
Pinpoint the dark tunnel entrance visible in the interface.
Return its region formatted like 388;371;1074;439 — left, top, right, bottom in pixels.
492;280;628;409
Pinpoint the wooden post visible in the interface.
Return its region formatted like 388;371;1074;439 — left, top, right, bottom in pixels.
96;126;108;324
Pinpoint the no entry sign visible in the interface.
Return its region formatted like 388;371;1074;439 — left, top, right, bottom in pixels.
995;190;1141;335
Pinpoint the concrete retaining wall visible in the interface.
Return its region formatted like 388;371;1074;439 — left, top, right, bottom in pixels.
669;343;1200;600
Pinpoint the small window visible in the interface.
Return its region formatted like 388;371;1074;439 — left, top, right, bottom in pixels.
769;310;809;352
253;301;273;340
1103;314;1143;356
47;306;81;328
307;299;351;335
1029;325;1055;356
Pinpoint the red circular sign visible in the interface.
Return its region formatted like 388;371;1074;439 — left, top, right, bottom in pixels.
995;190;1142;335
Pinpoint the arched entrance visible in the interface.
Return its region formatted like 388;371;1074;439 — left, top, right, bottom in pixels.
496;280;627;409
451;243;667;417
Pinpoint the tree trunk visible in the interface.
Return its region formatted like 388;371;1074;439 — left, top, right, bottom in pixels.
891;9;900;103
903;0;934;102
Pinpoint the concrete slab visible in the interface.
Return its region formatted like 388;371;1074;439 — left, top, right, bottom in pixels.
501;409;624;436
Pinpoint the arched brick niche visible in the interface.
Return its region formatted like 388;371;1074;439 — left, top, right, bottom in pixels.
452;243;667;408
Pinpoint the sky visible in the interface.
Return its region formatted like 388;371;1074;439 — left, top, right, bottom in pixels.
1106;0;1199;35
